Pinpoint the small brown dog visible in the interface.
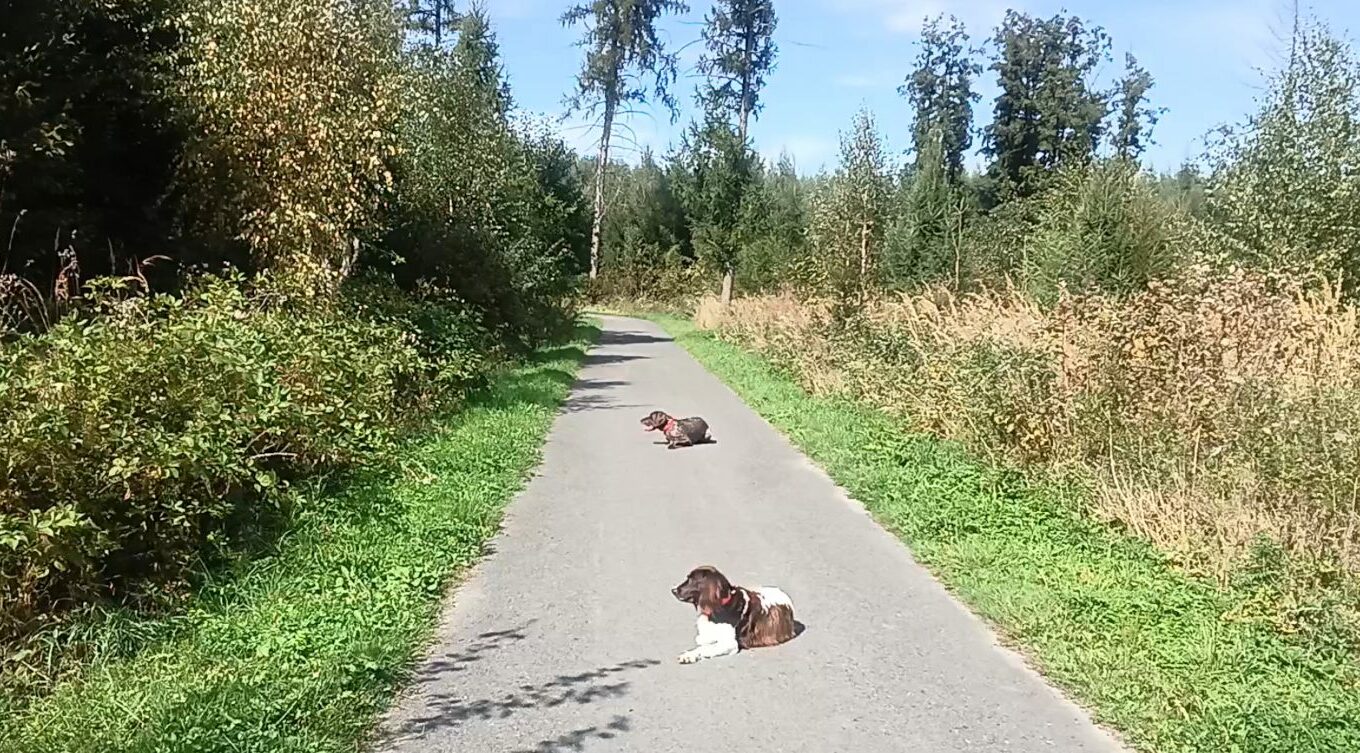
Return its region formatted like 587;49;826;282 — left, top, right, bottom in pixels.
671;565;798;664
640;410;712;449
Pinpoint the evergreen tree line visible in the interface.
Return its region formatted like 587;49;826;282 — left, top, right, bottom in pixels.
586;7;1360;305
5;0;1359;318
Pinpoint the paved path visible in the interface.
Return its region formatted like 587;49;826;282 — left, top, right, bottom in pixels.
373;315;1124;753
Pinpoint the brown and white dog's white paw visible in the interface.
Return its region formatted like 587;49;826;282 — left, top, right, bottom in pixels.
677;649;702;664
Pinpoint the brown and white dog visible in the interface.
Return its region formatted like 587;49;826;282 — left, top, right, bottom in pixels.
670;565;797;664
640;410;712;449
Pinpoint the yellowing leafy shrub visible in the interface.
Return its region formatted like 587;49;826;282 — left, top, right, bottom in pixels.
175;0;402;295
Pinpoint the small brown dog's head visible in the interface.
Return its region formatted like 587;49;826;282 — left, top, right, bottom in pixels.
640;410;671;431
671;566;733;615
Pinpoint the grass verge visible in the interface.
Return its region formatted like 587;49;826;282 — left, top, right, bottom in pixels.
651;314;1360;753
0;323;597;753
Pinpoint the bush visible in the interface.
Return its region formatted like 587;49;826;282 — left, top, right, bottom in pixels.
0;273;493;651
1020;160;1189;299
1205;16;1360;286
343;273;502;395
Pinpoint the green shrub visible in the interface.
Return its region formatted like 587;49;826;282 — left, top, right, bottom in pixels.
0;273;493;653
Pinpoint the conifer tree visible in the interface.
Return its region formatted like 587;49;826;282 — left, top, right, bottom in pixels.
562;0;688;279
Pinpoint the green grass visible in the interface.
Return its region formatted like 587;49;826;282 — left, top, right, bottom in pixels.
0;324;597;753
651;314;1360;753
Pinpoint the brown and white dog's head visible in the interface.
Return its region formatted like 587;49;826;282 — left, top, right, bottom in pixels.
671;565;733;616
640;410;673;432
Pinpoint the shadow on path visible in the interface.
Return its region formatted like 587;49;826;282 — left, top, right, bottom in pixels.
582;352;647;367
559;378;642;414
382;651;660;743
407;621;536;683
595;330;672;346
512;715;632;753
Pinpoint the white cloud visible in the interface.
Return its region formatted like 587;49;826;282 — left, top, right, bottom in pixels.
833;72;898;89
485;0;538;21
763;135;838;174
1172;1;1276;72
540;108;675;165
829;0;1010;36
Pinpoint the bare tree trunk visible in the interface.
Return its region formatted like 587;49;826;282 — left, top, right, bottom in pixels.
434;0;443;48
738;17;756;144
720;264;734;304
859;219;871;280
589;98;616;280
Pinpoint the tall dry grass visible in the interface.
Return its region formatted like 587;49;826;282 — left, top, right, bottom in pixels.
697;267;1360;649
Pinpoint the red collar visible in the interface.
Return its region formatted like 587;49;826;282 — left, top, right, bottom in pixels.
720;591;733;606
663;418;677;433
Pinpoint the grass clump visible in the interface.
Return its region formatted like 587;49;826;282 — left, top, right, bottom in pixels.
657;314;1360;753
0;323;595;753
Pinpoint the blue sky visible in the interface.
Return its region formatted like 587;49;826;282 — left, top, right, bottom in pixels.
488;1;1359;175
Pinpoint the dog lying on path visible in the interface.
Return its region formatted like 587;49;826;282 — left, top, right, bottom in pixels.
640;410;712;449
670;565;798;664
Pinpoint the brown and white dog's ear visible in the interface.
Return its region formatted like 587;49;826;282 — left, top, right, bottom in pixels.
696;568;732;616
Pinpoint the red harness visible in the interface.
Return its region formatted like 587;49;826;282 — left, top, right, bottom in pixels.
662;418;678;434
702;590;735;617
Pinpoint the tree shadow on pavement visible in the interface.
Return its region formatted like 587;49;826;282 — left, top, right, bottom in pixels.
378;645;660;746
511;715;632;753
558;378;642;415
406;621;537;683
594;330;672;346
582;352;647;366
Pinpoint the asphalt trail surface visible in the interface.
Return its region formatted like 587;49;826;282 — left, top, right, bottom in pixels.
373;315;1125;753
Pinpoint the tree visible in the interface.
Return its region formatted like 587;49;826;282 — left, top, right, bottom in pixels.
899;14;980;181
984;11;1110;198
520;125;593;275
385;6;585;343
402;0;461;49
0;0;188;294
675;110;756;303
1157;162;1206;217
1205;13;1360;284
561;0;689;280
885;125;965;286
738;151;809;291
595;149;690;295
693;0;777;302
1110;53;1160;160
451;3;512;118
811;108;890;308
698;0;778;145
177;0;404;296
